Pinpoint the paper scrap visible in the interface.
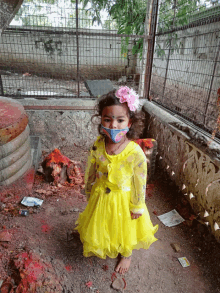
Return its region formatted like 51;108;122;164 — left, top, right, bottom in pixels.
157;209;185;227
21;197;43;207
178;257;190;267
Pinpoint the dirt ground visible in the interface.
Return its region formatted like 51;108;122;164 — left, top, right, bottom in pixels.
1;147;220;293
1;72;139;97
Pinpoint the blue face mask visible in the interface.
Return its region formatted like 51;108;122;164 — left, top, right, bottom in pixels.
101;124;129;143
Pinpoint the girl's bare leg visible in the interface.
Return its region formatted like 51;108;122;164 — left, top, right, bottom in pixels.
115;255;132;274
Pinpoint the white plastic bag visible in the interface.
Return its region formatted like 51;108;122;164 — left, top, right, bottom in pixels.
21;196;43;207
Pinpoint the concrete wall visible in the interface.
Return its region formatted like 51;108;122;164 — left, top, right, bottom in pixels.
151;21;220;130
0;27;131;79
143;101;220;242
154;21;219;90
18;98;98;151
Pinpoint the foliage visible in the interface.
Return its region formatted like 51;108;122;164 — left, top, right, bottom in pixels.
157;0;208;33
14;0;94;28
15;0;213;58
112;0;146;57
156;0;208;58
79;0;212;59
102;19;118;30
79;0;147;59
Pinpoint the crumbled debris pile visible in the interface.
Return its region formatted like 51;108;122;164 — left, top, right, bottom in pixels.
0;193;22;216
0;251;63;292
42;149;84;187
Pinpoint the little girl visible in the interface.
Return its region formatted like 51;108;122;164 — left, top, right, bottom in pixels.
75;86;158;274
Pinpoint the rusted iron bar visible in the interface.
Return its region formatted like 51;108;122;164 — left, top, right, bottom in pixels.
23;106;95;110
76;0;80;98
0;71;11;96
161;37;171;103
204;41;220;126
6;27;151;39
162;1;177;103
76;31;150;39
156;15;220;36
0;76;4;96
10;96;94;99
144;0;159;99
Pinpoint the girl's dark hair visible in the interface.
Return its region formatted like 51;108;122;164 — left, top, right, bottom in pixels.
92;89;145;140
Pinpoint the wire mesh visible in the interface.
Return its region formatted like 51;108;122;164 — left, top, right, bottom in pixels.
0;0;149;99
1;0;219;138
150;0;220;137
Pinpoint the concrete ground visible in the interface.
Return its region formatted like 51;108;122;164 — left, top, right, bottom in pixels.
0;149;220;292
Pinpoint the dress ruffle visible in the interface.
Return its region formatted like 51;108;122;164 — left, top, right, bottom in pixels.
77;136;158;258
75;181;158;259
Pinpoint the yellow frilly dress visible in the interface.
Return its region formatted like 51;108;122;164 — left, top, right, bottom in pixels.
75;136;158;259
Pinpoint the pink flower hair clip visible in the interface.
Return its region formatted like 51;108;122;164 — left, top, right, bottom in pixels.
115;86;140;111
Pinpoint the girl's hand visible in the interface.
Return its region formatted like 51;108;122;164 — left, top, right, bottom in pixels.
130;212;142;219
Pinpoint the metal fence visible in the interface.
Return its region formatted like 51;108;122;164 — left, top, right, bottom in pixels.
150;1;220;138
0;0;220;138
0;0;148;99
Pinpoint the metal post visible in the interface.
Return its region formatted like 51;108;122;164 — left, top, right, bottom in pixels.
138;0;152;97
144;0;159;99
162;37;171;102
204;41;220;126
0;76;4;96
76;0;80;98
162;0;176;103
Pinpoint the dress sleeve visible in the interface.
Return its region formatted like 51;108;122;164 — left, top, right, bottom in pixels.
130;152;147;215
84;146;97;201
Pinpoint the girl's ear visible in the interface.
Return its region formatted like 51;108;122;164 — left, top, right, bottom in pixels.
128;119;132;128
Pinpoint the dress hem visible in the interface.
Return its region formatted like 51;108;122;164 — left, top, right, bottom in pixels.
76;228;158;259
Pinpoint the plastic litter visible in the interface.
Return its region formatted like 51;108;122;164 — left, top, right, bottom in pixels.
178;257;190;267
21;197;43;207
19;210;29;216
158;209;185;227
